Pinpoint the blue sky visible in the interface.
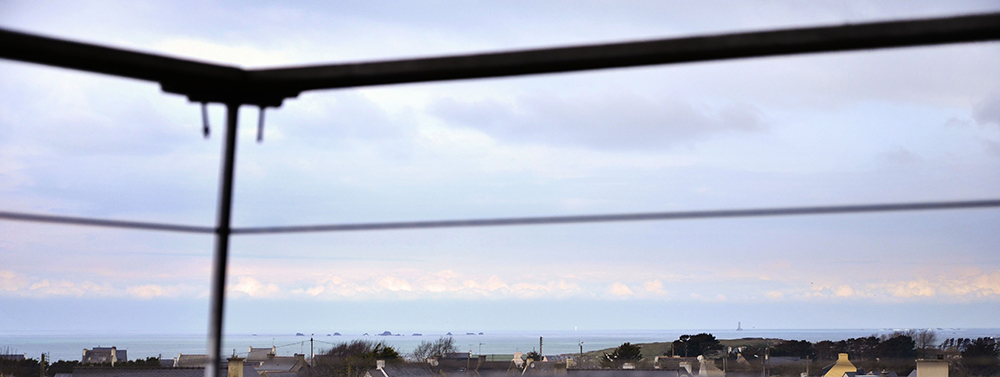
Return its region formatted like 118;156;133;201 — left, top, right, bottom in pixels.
1;1;999;333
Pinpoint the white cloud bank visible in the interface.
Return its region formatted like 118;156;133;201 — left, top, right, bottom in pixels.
3;267;1000;303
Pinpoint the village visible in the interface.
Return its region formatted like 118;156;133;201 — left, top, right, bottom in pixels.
2;332;997;377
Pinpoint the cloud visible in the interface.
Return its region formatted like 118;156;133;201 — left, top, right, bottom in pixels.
229;276;281;298
643;280;666;295
973;93;1000;128
609;282;634;296
428;94;767;150
5;264;1000;304
276;91;416;144
878;146;922;165
126;284;190;299
378;276;413;292
0;270;30;292
883;279;936;298
156;37;295;67
25;279;116;297
984;139;1000;157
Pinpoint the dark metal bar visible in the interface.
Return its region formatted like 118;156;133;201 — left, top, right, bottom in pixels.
247;12;1000;92
230;199;1000;234
3;199;998;236
0;28;242;84
205;104;240;377
3;13;1000;106
0;211;214;233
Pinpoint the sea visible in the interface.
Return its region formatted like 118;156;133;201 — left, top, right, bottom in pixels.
2;329;999;362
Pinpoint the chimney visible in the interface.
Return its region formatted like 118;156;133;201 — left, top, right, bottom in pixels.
228;357;244;377
377;360;385;370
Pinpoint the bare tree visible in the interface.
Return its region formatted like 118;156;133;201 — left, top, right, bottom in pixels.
914;330;937;357
306;340;400;377
411;337;457;362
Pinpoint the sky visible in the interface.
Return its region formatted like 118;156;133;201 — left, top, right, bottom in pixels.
1;1;999;334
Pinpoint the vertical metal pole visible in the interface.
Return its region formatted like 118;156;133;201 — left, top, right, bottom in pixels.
206;103;240;377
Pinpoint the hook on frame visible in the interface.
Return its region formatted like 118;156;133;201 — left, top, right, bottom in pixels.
201;103;210;139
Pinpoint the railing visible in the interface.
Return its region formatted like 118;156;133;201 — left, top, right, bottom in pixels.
1;12;999;377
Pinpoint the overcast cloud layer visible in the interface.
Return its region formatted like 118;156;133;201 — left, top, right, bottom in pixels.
1;1;999;332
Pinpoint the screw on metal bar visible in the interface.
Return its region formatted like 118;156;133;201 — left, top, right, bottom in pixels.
257;106;266;143
201;103;210;138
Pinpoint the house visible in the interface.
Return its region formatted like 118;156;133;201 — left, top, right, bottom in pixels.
908;359;948;377
823;353;859;377
363;361;437;377
767;356;807;367
255;354;307;375
82;347;126;366
696;356;724;377
247;348;276;364
429;352;474;372
173;354;207;368
0;354;27;361
72;368;203;377
69;357;256;377
258;372;299;377
566;371;683;377
520;360;568;376
653;356;700;374
845;372;898;377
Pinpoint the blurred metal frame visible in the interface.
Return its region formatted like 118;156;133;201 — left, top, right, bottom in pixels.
1;12;1000;377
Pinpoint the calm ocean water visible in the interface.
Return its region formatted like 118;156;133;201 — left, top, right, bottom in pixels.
3;329;999;362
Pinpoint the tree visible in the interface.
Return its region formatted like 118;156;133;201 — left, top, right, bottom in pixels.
601;343;642;369
46;360;79;377
0;355;41;377
673;334;721;357
961;337;999;377
307;340;401;377
874;335;917;359
914;330;937;358
411;337;457;361
841;336;880;360
814;340;838;360
771;340;815;359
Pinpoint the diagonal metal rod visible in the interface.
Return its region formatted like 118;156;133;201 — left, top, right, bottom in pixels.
3;199;999;235
247;12;1000;93
2;12;999;106
0;211;214;233
230;199;1000;234
205;103;240;377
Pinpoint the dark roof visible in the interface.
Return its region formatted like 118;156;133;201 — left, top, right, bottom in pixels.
566;371;682;377
260;372;299;377
247;348;274;363
73;368;204;377
370;365;437;377
257;356;305;372
74;364;257;377
173;355;207;368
